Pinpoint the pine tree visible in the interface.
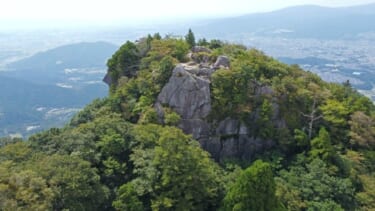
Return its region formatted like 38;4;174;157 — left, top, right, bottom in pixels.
185;28;196;48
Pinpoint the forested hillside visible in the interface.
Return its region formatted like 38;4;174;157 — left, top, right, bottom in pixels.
0;42;115;137
1;32;375;210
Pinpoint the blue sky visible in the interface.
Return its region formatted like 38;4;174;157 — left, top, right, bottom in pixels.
1;0;375;28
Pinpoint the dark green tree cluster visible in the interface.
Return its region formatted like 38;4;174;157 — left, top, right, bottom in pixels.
1;31;375;210
223;160;281;211
185;28;196;48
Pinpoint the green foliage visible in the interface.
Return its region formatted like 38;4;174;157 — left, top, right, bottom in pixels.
355;174;375;210
138;107;158;124
209;39;224;49
256;98;276;138
126;125;224;211
0;141;31;162
197;38;209;46
321;99;350;126
191;51;216;63
349;111;375;149
0;142;109;210
2;35;375;210
307;200;344;211
156;55;175;86
141;38;188;66
294;129;309;148
153;128;222;210
33;154;109;210
185;28;196;48
211;61;255;119
310;127;335;162
107;41;140;87
172;39;190;62
0;169;54;210
113;183;144;211
0;137;21;148
153;33;162;40
70;98;109;126
223;160;280;211
276;158;355;210
164;108;181;126
211;48;292;121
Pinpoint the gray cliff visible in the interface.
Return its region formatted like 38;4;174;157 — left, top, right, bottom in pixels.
156;55;276;162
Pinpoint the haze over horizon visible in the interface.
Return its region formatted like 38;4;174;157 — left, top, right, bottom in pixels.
2;0;375;30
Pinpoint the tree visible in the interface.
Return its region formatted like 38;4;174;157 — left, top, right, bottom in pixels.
156;56;175;86
0;137;21;148
209;39;223;49
35;154;109;210
185;28;196;48
321;99;351;144
197;38;209;46
0;141;31;162
257;99;275;139
0;170;54;210
152;127;222;210
299;82;328;140
107;41;140;87
153;32;162;40
112;183;144;211
310;127;335;162
276;158;355;210
223;160;280;211
125;125;223;210
349;111;375;149
356;174;375;210
301;96;323;140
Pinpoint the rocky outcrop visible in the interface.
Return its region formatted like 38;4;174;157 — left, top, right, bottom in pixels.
192;46;212;53
213;55;230;69
189;46;213;64
157;64;211;119
103;73;112;85
156;56;277;162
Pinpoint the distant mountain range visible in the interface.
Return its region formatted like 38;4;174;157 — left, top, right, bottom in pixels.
2;3;375;137
196;3;375;39
0;42;118;137
5;42;118;85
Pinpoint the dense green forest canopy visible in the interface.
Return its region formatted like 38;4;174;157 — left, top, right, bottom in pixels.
1;31;375;210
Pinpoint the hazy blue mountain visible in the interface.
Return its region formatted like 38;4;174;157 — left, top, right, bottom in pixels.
3;41;118;85
0;42;117;137
8;41;117;70
0;75;107;136
196;4;375;39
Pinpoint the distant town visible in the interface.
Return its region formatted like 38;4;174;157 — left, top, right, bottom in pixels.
233;34;375;101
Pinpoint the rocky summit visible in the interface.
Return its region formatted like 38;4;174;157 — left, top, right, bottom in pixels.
4;33;374;210
155;57;274;161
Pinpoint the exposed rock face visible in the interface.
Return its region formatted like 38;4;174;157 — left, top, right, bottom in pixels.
213;55;230;69
157;64;211;119
103;73;112;85
190;47;213;64
192;46;212;53
156;57;277;162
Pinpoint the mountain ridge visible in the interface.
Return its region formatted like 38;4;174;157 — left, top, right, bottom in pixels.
1;34;375;210
0;42;115;137
196;3;375;39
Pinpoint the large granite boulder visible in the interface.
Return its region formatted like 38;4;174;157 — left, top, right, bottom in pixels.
157;64;211;119
213;55;230;69
156;60;278;162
